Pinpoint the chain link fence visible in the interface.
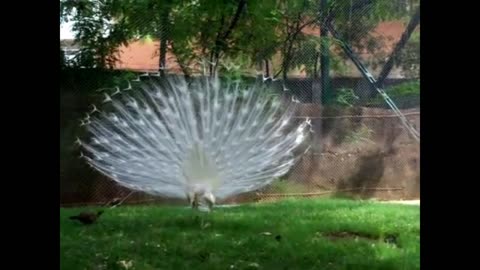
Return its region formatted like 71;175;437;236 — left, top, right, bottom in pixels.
60;0;420;207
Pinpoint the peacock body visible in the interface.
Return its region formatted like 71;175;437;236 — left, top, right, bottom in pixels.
78;75;310;211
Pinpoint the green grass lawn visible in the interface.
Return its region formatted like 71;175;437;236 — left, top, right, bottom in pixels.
60;198;419;270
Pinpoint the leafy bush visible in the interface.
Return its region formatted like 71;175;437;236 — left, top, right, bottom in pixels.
367;80;419;108
385;80;420;98
334;88;360;107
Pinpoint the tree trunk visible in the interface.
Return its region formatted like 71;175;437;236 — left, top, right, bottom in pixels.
210;0;247;75
159;3;171;77
264;59;270;78
312;0;330;154
159;34;167;76
377;6;420;87
319;0;331;104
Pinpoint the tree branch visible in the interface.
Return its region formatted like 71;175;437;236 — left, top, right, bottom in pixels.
211;0;247;74
170;41;191;78
221;0;247;41
377;6;420;85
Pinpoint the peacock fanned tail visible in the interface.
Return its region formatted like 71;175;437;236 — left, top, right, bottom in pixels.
78;75;310;204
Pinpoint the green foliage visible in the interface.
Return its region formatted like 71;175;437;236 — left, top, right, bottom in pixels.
288;35;319;76
396;31;420;79
273;0;319;78
60;69;137;94
321;87;359;108
329;0;403;63
170;0;282;75
385;80;420;97
344;124;375;145
287;35;346;77
367;80;419;108
60;44;66;69
218;54;254;83
334;88;360;107
60;0;418;78
60;0;134;69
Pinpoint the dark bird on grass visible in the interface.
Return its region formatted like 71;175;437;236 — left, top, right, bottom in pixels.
108;197;122;207
69;210;104;225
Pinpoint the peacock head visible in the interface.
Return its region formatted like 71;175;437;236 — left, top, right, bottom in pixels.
187;189;216;212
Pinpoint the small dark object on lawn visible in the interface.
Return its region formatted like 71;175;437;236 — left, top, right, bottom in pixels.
384;234;398;245
69;210;104;225
275;235;282;241
198;251;210;262
109;198;122;207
